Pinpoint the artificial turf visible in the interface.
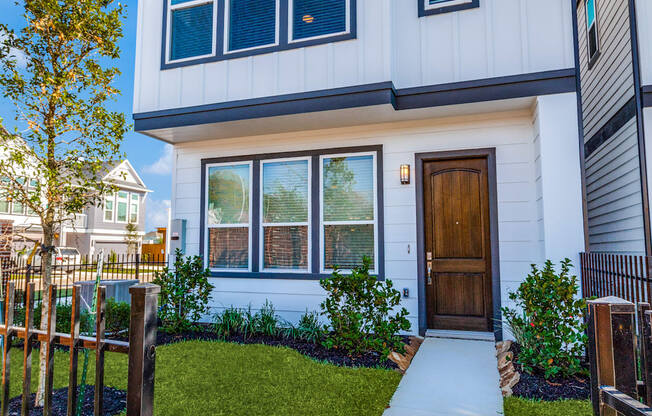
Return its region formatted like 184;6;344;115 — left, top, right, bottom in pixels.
504;397;592;416
5;340;402;416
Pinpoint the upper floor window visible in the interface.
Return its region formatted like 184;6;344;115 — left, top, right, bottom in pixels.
167;0;217;63
419;0;479;17
104;194;115;222
130;194;140;223
290;0;349;42
226;0;278;53
163;0;356;68
116;191;129;223
585;0;600;67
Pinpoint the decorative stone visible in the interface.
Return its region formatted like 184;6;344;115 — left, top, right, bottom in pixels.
495;340;512;356
501;385;513;397
499;361;515;377
500;370;520;389
497;351;514;370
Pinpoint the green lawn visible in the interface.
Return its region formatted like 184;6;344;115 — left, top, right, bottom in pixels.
504;397;592;416
5;340;401;416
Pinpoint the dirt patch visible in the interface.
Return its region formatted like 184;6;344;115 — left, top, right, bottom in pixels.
7;386;126;416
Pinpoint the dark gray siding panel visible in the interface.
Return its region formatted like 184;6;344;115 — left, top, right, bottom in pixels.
586;117;646;254
578;0;636;142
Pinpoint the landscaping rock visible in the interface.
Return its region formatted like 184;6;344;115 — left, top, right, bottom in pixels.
497;351;513;370
388;336;424;373
495;340;512;356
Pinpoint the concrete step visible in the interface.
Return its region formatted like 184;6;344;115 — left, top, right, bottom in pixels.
425;329;495;342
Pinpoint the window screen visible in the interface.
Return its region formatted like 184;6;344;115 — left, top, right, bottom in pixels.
228;0;277;51
170;2;214;61
322;155;375;270
262;159;310;270
292;0;347;41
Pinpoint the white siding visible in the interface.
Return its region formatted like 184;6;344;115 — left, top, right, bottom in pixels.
585;117;646;254
636;0;652;86
133;0;575;114
171;102;585;332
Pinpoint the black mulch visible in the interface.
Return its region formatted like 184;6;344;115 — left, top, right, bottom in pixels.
510;343;590;401
7;386;126;416
121;327;402;370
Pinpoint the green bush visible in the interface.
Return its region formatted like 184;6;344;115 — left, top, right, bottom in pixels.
105;298;131;334
255;301;280;337
320;257;411;358
153;249;214;333
290;311;324;343
502;259;587;379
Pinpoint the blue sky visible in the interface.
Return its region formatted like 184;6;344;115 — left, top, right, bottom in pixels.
0;1;172;232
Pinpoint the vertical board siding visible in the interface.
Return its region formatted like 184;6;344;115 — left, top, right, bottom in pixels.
636;0;652;86
172;111;546;331
578;0;636;141
133;0;575;114
586;117;646;254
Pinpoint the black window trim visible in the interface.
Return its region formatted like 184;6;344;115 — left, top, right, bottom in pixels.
161;0;357;70
418;0;480;17
199;145;385;280
584;0;601;70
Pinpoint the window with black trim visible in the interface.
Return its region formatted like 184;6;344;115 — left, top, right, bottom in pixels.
202;147;382;278
163;0;355;68
585;0;600;67
419;0;479;17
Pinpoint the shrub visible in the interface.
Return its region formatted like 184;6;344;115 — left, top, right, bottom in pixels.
14;303;92;334
214;306;247;338
153;249;214;333
502;259;587;379
105;299;131;334
320;257;411;358
292;311;324;343
255;301;280;337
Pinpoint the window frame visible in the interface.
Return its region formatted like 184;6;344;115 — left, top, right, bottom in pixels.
259;156;312;274
585;0;600;69
116;191;129;224
319;152;378;275
165;0;218;65
204;161;254;273
130;193;140;224
224;0;281;54
288;0;352;44
419;0;479;17
103;194;115;223
161;0;357;70
199;145;384;280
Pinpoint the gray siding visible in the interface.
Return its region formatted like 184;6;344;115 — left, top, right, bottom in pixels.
586;117;646;254
578;0;635;142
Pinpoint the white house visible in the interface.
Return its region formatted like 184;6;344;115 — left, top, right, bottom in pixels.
132;0;586;338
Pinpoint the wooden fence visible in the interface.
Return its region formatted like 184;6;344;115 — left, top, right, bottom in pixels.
587;297;652;415
0;281;159;416
580;252;652;304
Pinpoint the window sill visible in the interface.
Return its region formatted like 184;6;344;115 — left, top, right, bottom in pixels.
587;50;601;71
208;271;384;280
418;0;480;17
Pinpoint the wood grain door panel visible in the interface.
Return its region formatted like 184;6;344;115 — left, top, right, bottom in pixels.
424;157;493;332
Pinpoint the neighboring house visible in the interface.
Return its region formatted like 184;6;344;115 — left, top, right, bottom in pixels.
133;0;586;338
574;0;652;256
0;159;150;256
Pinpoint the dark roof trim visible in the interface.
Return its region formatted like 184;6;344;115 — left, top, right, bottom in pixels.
584;96;637;158
133;68;577;132
642;85;652;108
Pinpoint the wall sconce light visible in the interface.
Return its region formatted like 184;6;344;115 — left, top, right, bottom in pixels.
400;164;410;185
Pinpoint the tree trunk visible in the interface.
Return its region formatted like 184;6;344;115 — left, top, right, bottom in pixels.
34;226;53;407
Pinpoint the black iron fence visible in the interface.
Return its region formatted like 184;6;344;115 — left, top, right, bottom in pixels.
0;254;169;307
580;252;652;304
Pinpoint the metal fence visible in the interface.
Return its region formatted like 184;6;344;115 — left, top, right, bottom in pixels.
580;252;652;304
0;254;169;307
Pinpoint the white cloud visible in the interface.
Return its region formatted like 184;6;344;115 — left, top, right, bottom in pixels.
142;144;173;175
0;33;28;70
145;199;171;231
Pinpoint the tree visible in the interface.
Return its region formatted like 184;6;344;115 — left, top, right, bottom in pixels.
0;0;128;405
124;222;140;255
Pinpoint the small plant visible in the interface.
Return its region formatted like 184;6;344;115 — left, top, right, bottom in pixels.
294;310;324;343
255;300;280;337
502;259;587;379
320;257;411;358
214;306;246;338
153;249;214;333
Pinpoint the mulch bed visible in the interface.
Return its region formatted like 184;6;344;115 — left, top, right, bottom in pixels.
7;386;126;416
510;342;590;401
139;327;402;370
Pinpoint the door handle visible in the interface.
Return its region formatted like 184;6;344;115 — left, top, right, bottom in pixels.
427;261;433;285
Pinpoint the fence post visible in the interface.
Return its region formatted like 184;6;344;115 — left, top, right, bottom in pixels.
127;283;160;416
135;254;140;281
587;297;638;416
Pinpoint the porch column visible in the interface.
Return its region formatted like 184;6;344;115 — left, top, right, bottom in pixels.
536;93;585;268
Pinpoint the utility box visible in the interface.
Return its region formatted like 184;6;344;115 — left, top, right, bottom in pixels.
169;219;187;255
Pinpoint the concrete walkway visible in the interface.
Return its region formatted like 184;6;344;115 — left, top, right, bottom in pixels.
384;337;503;416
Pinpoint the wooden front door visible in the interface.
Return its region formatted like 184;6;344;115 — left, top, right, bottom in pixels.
423;157;493;332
